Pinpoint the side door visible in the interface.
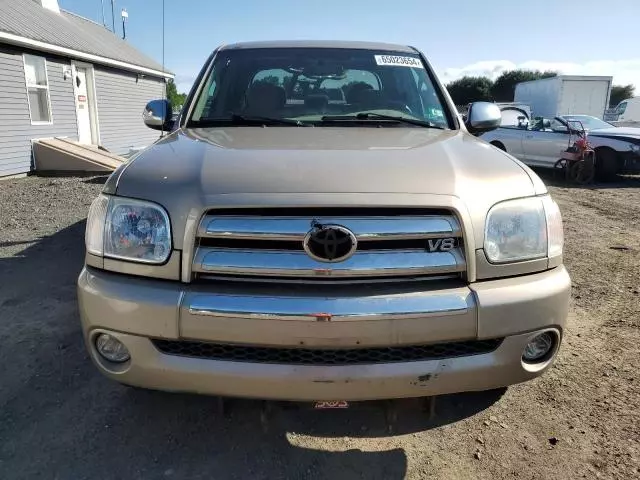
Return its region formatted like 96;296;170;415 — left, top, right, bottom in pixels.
72;64;99;145
496;126;526;160
522;118;570;166
481;127;527;161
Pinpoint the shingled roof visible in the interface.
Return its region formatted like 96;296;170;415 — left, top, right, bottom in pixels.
0;0;172;78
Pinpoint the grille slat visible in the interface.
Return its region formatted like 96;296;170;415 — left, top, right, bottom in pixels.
199;215;461;241
193;248;465;278
198;237;434;250
152;338;503;365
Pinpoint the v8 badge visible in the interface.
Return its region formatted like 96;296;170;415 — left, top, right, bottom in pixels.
427;237;457;252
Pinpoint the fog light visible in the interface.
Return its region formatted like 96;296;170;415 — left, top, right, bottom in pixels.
522;332;555;362
95;333;130;363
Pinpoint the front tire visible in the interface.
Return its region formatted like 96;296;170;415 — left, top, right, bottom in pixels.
595;148;619;182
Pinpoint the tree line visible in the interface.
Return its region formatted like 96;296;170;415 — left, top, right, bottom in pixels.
445;70;634;108
166;79;187;111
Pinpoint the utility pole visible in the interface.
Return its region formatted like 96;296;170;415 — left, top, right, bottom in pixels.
110;0;115;32
121;9;128;39
100;0;106;27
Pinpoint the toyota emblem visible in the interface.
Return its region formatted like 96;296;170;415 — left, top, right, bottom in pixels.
303;222;357;263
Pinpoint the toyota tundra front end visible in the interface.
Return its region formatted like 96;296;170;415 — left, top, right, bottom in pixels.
77;41;570;401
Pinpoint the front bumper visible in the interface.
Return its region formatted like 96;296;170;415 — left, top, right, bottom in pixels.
621;151;640;173
78;266;571;401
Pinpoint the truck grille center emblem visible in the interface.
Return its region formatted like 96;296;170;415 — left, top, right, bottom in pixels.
303;222;357;262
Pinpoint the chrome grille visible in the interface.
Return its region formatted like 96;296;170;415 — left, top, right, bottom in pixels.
192;210;465;281
152;338;502;365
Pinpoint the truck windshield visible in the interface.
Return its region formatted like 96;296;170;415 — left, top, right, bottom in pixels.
188;48;451;129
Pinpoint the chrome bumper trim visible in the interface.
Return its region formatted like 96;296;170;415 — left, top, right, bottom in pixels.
198;215;461;241
193;248;465;278
187;290;471;321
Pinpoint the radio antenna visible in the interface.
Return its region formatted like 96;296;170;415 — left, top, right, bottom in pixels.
161;0;166;137
162;0;165;94
110;0;115;32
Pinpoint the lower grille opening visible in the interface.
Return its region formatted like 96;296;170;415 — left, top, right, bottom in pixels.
152;338;503;366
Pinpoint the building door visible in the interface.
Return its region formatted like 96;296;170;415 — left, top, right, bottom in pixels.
72;64;98;145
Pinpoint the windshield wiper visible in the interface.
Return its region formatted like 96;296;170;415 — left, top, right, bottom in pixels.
189;114;310;128
320;112;444;129
229;114;310;127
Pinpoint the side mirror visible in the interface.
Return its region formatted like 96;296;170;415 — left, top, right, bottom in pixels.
143;99;174;131
465;102;502;135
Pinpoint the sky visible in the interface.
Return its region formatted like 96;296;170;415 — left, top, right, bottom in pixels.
59;0;640;94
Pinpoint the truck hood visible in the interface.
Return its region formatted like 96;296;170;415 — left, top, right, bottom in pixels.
114;127;540;249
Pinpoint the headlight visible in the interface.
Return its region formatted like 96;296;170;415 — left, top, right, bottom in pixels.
630;144;640;154
484;196;563;263
85;194;171;264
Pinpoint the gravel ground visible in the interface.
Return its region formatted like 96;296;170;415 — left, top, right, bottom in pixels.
0;173;639;480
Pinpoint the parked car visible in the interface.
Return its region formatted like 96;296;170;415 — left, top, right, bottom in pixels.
482;114;640;179
78;41;570;404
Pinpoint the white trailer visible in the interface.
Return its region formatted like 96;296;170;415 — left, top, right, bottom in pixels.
514;75;612;119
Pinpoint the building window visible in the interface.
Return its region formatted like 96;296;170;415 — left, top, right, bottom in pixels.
23;54;52;124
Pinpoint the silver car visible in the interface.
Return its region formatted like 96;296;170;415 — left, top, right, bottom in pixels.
482;114;640;179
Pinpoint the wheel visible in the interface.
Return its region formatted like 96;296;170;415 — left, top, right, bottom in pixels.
595;148;619;182
553;158;570;181
570;159;595;184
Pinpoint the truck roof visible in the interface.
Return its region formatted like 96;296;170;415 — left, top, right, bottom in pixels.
516;75;613;85
219;40;416;53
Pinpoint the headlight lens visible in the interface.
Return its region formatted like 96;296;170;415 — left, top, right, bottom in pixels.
85;194;171;264
484;197;548;263
630;144;640;154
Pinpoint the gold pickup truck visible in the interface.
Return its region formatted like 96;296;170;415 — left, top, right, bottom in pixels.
77;41;570;402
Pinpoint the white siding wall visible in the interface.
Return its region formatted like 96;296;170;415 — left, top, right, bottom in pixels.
0;45;78;177
94;67;165;155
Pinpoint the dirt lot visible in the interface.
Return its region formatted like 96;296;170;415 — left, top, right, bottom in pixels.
0;174;638;480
